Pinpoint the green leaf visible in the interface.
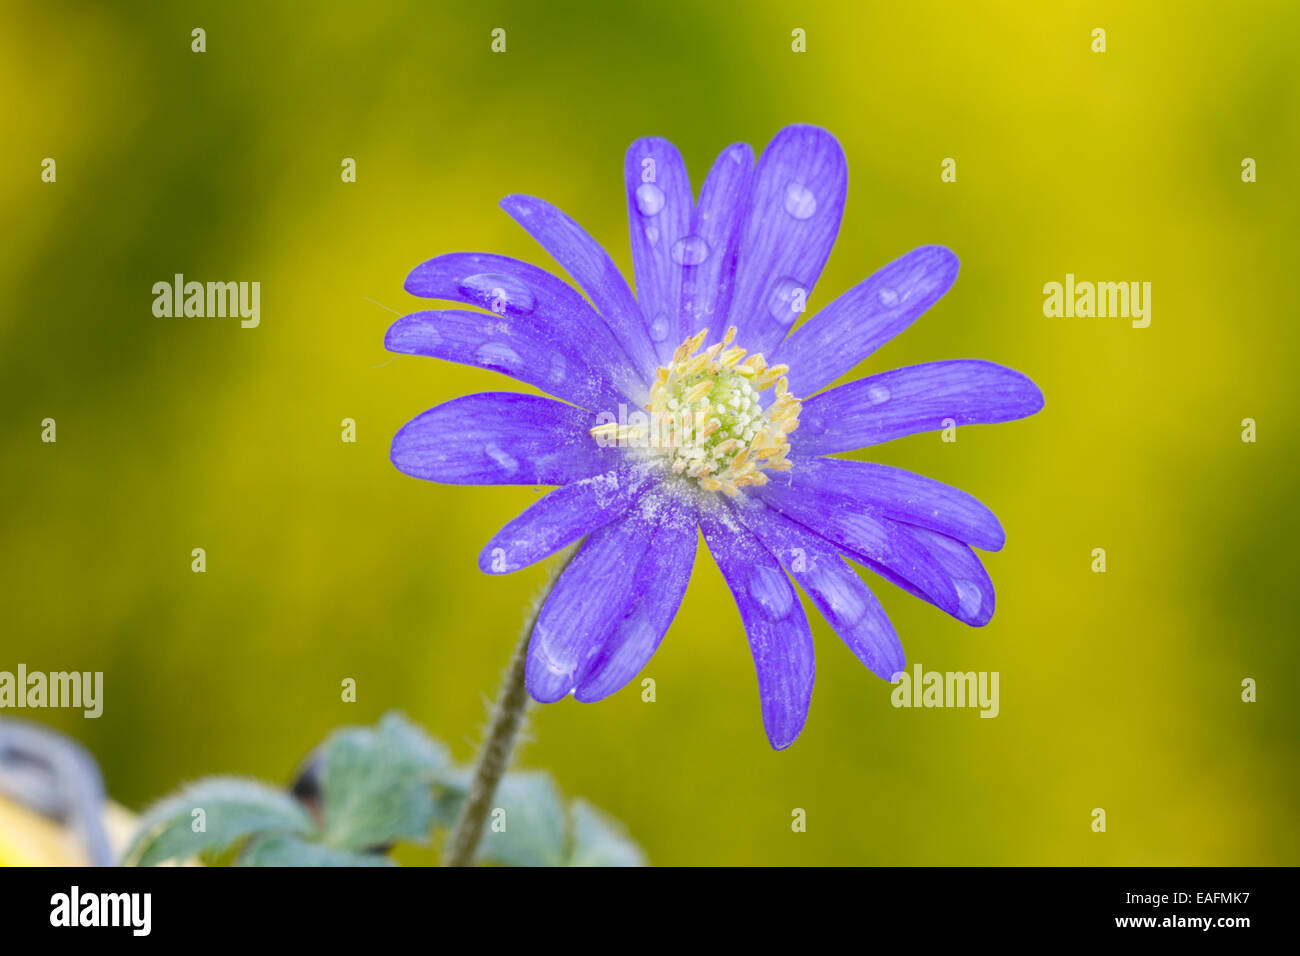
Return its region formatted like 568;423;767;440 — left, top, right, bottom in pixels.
566;799;647;867
124;777;317;867
430;765;473;830
473;771;568;867
318;710;451;850
237;834;396;867
434;768;649;867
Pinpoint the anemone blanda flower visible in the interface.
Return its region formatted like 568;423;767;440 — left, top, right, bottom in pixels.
387;125;1043;749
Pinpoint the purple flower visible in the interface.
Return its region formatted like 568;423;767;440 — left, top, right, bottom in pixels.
387;126;1043;749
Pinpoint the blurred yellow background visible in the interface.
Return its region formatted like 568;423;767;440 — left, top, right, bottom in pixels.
2;0;1297;864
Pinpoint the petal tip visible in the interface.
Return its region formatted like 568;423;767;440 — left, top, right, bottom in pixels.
524;667;573;706
625;135;678;159
986;521;1007;553
773;123;842;149
924;244;960;281
403;257;448;298
1025;378;1046;416
383;314;422;354
499;193;534;218
477;544;511;575
766;726;803;751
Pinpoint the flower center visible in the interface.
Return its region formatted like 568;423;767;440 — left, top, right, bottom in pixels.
591;327;801;495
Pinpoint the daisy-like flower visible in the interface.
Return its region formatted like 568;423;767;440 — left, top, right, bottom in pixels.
388;125;1043;749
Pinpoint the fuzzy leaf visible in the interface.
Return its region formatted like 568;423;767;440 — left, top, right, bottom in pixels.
237;834;395;867
434;769;648;867
430;765;473;830
567;799;647;867
318;711;451;850
124;777;316;867
473;771;568;867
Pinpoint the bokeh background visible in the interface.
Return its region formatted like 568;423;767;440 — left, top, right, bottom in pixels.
3;0;1297;865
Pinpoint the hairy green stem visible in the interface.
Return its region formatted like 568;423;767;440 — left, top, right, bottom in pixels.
443;549;572;866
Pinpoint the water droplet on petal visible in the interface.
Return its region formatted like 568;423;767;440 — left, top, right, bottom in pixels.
484;443;519;476
955;579;983;619
877;286;899;307
458;273;536;315
748;564;793;619
548;353;567;385
867;384;891;405
801;411;826;435
634;182;666;216
617;616;657;651
648;313;670;342
783;181;817;220
670;235;710;266
844;514;887;553
644;225;659;245
822;575;867;627
389;319;439;348
473;342;523;374
533;624;577;679
766;277;808;326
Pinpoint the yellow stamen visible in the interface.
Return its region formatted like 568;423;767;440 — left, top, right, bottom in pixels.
599;329;802;495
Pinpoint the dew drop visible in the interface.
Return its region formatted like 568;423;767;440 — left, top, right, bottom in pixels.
473;342;523;374
877;286;899;307
616;616;657;652
534;626;577;679
844;513;887;553
634;182;666;217
389;319;439;349
644;225;659;245
457;273;536;315
783;181;817;220
648;313;670;342
955;579;983;619
765;277;808;326
484;443;519;476
867;384;891;405
548;352;567;385
748;564;793;619
823;576;867;627
670;235;710;266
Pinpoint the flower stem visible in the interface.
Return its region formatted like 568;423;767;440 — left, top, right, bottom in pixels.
443;548;572;867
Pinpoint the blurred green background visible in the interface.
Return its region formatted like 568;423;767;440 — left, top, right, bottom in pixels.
3;0;1297;865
